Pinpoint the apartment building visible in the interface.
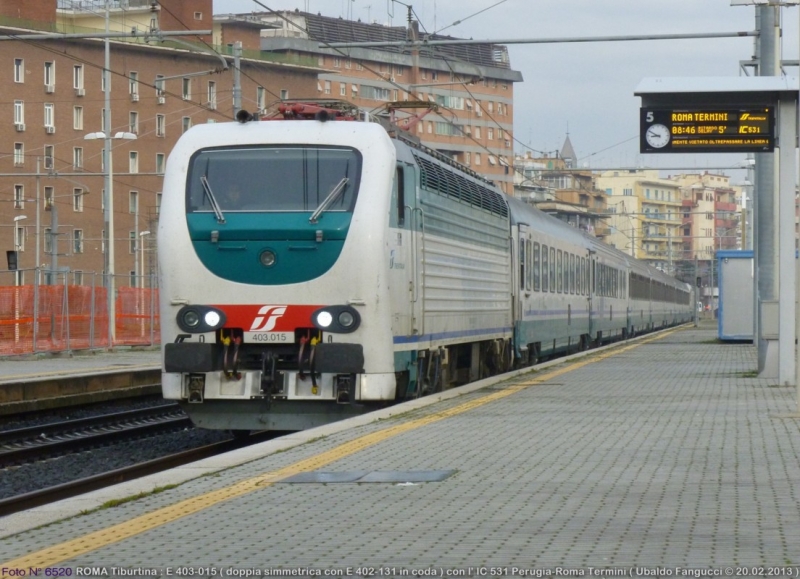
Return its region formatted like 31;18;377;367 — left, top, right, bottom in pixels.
670;172;742;261
512;135;609;240
595;170;684;271
2;0;319;284
596;169;742;277
236;9;523;194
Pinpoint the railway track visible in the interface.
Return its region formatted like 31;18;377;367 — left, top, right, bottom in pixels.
0;403;192;467
0;431;279;517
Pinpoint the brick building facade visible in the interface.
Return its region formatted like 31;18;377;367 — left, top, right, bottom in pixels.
1;0;319;284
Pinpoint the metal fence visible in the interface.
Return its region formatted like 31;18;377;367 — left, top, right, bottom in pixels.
0;269;159;356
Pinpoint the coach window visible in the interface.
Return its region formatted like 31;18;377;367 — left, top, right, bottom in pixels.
526;240;532;291
557;250;563;293
564;253;570;293
578;257;584;295
550;247;556;292
568;253;575;294
519;239;525;290
533;242;541;291
541;245;549;292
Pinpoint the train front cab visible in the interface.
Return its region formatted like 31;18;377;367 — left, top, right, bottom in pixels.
159;121;399;431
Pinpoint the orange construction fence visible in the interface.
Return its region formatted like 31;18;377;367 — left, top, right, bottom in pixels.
0;283;160;356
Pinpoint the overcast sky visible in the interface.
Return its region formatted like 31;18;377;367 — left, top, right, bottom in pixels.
212;0;800;183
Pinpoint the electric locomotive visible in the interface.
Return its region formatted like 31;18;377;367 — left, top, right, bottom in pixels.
159;103;514;431
159;101;693;433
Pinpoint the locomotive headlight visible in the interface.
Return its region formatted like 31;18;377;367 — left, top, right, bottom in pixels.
316;311;333;328
312;306;361;333
177;306;226;333
338;311;355;328
183;310;200;328
259;249;277;267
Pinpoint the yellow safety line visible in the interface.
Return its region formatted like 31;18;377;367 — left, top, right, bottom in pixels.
0;328;678;573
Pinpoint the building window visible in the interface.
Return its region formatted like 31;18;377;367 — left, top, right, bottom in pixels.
280;89;289;100
182;77;191;100
44;187;53;210
207;81;216;109
14;58;24;83
15;225;25;251
156;153;165;174
14;143;24;167
129;191;138;214
73;147;83;169
73;64;84;89
129;111;139;134
14;100;24;124
73;229;83;254
256;86;266;110
324;80;331;95
333;57;341;68
475;153;481;165
73;270;83;286
73;188;84;212
44;145;54;170
44;61;55;87
156;193;162;215
182;117;192;133
474;126;481;139
73;106;83;130
129;71;138;96
194;11;202;19
340;83;346;97
129;231;137;253
44;103;54;128
14;184;24;208
129;151;139;174
155;74;165;96
44;227;52;253
488;128;494;140
155;114;165;137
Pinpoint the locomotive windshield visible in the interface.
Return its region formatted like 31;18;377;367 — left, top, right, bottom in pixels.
186;146;361;213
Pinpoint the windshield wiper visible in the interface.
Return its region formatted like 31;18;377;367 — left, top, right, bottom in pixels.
200;176;226;224
309;178;349;224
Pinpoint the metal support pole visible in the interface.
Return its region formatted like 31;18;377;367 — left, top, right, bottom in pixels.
756;5;781;376
778;96;796;385
233;42;242;116
104;0;115;348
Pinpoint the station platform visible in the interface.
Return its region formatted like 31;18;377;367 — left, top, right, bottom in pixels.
0;349;161;414
1;321;799;570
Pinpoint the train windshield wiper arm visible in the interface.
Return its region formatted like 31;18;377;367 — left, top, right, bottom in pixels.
309;178;349;224
200;176;226;224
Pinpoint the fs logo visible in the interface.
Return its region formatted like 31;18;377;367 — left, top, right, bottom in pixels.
250;305;287;331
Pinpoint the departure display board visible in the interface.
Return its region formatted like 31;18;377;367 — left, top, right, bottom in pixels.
640;107;775;153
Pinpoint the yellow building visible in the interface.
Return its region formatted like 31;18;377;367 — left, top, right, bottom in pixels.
595;170;683;272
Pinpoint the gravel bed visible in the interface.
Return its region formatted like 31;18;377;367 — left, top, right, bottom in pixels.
0;396;235;500
0;426;232;500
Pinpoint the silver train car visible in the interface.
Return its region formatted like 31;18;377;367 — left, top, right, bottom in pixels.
159;104;693;432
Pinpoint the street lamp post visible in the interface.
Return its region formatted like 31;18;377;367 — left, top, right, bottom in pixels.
84;130;137;346
138;230;150;337
138;230;150;289
12;215;27;284
12;215;27;344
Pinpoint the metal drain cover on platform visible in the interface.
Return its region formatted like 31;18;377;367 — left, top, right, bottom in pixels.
278;470;456;484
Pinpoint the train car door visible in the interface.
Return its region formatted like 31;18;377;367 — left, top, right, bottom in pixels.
514;224;530;323
588;251;595;339
389;163;417;337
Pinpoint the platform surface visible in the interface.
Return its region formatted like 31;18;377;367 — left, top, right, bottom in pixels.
0;349;160;384
1;323;799;572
